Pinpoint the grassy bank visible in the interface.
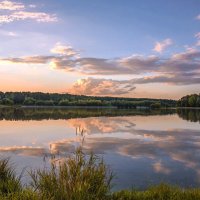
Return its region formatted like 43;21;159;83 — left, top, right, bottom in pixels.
1;150;200;200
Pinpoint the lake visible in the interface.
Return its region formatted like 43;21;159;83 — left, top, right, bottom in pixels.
0;107;200;190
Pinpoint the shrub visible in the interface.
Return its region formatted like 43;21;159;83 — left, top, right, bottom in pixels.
23;97;36;106
1;98;14;106
58;99;69;106
35;100;54;106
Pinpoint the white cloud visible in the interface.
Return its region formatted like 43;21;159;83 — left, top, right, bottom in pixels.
196;14;200;20
153;38;173;53
0;0;24;10
7;31;17;36
0;30;17;37
195;32;200;39
196;41;200;46
51;43;78;57
0;11;57;23
0;146;47;157
0;1;57;24
153;161;171;174
195;32;200;46
29;4;36;8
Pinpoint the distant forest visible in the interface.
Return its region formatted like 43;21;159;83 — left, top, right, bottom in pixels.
0;92;176;108
177;94;200;107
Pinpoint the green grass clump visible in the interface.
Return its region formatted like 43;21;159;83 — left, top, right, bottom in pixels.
0;159;21;196
30;149;113;200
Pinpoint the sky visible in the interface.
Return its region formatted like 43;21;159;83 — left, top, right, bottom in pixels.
0;0;200;99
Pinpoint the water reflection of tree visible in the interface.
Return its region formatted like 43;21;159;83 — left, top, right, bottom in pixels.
177;109;200;123
0;107;176;121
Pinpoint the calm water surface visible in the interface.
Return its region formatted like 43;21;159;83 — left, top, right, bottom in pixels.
0;108;200;190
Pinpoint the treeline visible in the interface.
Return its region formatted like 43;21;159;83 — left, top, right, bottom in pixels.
0;92;176;108
177;94;200;107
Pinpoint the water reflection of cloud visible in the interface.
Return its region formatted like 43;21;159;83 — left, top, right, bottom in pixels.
153;161;171;175
1;115;200;179
66;117;136;135
0;146;47;157
48;128;200;177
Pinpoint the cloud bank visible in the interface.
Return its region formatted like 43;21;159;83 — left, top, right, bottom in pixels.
0;42;200;96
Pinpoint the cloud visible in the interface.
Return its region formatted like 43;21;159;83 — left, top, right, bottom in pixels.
152;161;171;174
153;38;173;53
195;32;200;39
196;14;200;20
196;41;200;46
0;30;17;37
135;74;200;85
2;114;200;178
1;55;56;64
68;73;200;96
0;1;57;24
0;11;57;23
7;31;17;36
0;0;24;10
48;127;200;177
29;4;36;8
66;117;136;135
56;49;200;77
68;78;136;96
77;58;121;75
1;43;200;94
171;48;200;61
50;43;79;57
92;128;200;177
0;146;47;157
195;32;200;46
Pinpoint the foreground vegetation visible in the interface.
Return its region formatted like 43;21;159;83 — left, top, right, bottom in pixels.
1;149;200;200
0;92;176;108
0;149;112;200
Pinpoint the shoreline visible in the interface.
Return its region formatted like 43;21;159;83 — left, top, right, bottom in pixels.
1;105;200;110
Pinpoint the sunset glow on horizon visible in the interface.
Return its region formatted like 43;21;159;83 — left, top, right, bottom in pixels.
0;0;200;99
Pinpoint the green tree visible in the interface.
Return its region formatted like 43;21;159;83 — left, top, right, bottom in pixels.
188;95;197;107
196;96;200;107
1;98;14;105
150;102;161;109
58;99;69;106
23;97;36;105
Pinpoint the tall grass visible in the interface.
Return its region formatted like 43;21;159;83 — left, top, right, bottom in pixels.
30;149;113;200
0;159;21;195
111;184;200;200
1;150;200;200
0;149;113;200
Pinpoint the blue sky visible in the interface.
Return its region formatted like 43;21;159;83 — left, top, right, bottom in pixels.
0;0;200;99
